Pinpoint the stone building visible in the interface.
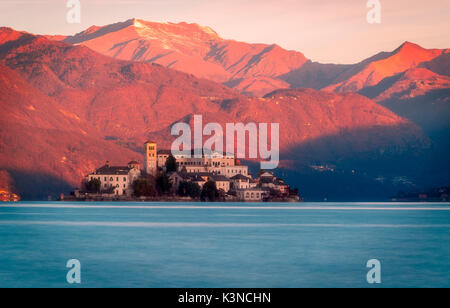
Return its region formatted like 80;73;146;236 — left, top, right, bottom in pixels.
236;188;268;202
210;175;231;193
87;161;141;196
230;174;251;190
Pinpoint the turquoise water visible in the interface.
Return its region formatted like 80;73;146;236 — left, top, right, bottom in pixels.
0;202;449;288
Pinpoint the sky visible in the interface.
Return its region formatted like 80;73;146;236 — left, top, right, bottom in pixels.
0;0;449;63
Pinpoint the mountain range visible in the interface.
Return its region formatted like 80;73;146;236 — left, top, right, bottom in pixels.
49;19;308;97
1;19;449;200
53;19;449;98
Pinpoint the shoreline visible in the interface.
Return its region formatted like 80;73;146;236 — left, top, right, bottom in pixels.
58;196;301;203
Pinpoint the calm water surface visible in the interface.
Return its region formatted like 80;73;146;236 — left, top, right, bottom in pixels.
0;202;449;288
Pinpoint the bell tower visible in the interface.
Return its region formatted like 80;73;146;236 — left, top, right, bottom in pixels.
144;141;157;176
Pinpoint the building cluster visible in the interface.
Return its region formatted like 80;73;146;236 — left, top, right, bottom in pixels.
86;161;141;197
82;142;296;202
0;190;20;202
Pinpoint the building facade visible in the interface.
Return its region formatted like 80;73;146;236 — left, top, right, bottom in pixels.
87;161;141;196
230;174;251;190
210;175;231;193
258;171;290;195
236;188;268;202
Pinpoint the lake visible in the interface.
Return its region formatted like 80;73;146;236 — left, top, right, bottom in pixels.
0;202;449;288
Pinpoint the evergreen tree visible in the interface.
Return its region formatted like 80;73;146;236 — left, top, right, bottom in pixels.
132;179;157;197
178;181;201;199
201;181;219;202
165;154;178;173
156;174;172;194
85;178;101;193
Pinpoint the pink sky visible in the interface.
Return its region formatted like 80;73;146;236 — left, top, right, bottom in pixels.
0;0;449;63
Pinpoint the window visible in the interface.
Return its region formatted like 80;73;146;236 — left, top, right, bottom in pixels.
110;177;114;181
123;177;127;182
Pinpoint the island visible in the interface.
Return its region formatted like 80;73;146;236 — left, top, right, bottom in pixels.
61;142;300;202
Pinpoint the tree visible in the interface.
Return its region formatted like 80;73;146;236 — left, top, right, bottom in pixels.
178;181;189;197
201;181;219;202
165;154;177;173
156;174;172;195
269;188;282;198
188;182;202;199
178;181;201;199
85;178;101;194
132;179;157;197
